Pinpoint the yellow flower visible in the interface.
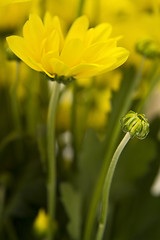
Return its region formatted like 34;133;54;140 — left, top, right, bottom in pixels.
87;88;111;129
6;13;129;80
33;209;48;235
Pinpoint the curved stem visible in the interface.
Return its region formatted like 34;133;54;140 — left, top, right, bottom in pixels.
96;132;130;240
83;57;146;240
47;82;60;240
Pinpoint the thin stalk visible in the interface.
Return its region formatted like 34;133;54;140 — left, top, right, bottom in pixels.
47;82;60;240
83;57;146;240
77;0;85;17
136;60;160;112
11;61;22;132
70;0;86;169
137;74;160;112
96;132;131;240
71;82;78;169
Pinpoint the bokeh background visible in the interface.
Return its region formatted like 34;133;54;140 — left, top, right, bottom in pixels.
1;0;160;240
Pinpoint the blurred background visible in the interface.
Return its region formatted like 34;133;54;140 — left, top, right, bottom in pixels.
1;0;160;240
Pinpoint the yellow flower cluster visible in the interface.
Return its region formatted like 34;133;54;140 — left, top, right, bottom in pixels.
6;13;129;80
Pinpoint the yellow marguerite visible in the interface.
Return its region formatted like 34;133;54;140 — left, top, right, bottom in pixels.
6;13;129;80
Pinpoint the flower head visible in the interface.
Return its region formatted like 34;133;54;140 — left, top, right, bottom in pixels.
120;110;149;139
6;13;129;81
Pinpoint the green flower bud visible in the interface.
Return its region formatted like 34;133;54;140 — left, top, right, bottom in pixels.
120;110;149;139
135;38;160;59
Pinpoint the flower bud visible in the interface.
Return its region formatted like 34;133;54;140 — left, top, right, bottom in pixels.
135;38;160;59
120;110;149;139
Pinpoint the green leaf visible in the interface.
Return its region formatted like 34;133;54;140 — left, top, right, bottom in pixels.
60;183;82;240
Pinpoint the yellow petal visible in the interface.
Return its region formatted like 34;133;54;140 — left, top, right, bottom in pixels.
44;12;52;28
49;58;70;76
68;63;104;78
23;14;44;59
60;39;83;67
44;13;64;50
99;48;129;73
83;39;117;63
44;29;60;53
23;14;44;44
65;16;89;44
52;16;64;49
84;28;94;48
109;48;129;69
41;51;59;74
6;36;42;71
93;23;112;42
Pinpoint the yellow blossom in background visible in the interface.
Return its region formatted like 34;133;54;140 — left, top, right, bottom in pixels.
46;0;78;24
132;0;160;12
86;88;112;129
6;12;129;81
95;70;122;91
99;0;136;23
56;89;72;130
0;0;30;7
56;84;115;131
95;0;160;65
33;209;48;235
0;1;32;32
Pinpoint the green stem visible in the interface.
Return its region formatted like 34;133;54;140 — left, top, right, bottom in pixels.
47;82;60;240
77;0;85;17
70;0;86;168
136;60;160;112
70;82;78;170
11;61;22;132
83;57;146;240
96;132;130;240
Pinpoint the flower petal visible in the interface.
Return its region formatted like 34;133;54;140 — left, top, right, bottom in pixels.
23;14;44;44
65;16;89;44
23;14;45;60
41;51;59;74
6;36;42;71
49;58;70;75
93;23;112;42
99;48;129;73
44;29;60;53
68;63;104;78
60;39;83;67
83;39;117;63
44;13;64;50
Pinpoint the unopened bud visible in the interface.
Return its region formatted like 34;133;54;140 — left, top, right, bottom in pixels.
120;110;149;139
